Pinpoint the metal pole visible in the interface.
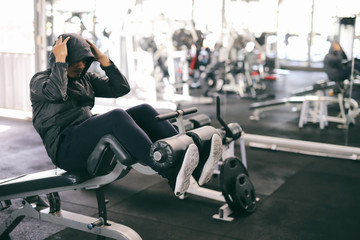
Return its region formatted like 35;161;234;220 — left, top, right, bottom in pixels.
308;0;315;68
244;133;360;160
34;0;47;72
348;16;356;101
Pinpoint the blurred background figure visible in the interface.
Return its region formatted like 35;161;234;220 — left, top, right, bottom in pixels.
323;41;360;82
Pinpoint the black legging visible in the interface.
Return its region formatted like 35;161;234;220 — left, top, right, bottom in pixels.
56;104;178;171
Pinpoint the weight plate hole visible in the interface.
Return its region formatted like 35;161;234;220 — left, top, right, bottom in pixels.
229;159;237;168
251;190;256;202
244;189;249;197
238;176;246;185
240;196;248;209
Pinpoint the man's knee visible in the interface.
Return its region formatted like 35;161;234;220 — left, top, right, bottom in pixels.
105;109;132;124
140;104;158;115
127;104;158;118
130;103;154;111
109;108;127;116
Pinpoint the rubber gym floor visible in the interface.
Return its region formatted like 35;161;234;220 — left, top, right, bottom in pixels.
1;69;360;240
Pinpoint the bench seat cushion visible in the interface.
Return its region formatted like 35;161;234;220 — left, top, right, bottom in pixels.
0;169;91;197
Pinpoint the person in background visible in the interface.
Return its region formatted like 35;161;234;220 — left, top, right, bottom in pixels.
323;41;360;82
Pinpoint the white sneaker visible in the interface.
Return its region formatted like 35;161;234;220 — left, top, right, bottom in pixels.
198;134;223;185
174;143;199;197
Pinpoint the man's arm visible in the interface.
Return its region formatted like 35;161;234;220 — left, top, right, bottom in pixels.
54;36;70;62
87;64;131;98
85;40;131;98
86;39;111;67
30;36;70;103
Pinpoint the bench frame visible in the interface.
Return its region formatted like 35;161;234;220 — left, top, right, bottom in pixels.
1;104;249;239
0;134;142;240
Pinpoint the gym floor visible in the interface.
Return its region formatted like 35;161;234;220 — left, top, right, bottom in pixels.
1;69;360;240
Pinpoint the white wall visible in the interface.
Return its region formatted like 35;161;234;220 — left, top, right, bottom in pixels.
0;0;35;111
0;53;34;111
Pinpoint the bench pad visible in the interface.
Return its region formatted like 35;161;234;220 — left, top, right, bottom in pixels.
0;169;91;197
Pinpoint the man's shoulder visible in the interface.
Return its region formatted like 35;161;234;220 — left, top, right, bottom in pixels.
30;69;52;88
31;69;51;81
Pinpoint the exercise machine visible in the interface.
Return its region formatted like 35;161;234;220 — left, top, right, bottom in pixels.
200;30;274;101
250;78;359;129
250;15;360;129
181;97;257;220
151;99;256;221
0;100;256;239
0;134;142;240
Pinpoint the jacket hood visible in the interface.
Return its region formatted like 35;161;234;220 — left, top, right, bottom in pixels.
49;33;95;78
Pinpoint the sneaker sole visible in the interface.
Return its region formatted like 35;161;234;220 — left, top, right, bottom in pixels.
174;143;199;197
198;134;223;185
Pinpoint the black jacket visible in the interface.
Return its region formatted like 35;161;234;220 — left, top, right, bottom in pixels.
323;46;348;82
30;33;130;165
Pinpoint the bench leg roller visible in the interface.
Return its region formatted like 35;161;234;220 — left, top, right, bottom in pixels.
150;134;195;170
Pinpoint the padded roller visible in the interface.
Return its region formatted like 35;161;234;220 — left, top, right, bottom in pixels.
186;126;222;181
172;119;194;132
87;134;134;176
150;134;195;170
225;123;242;140
187;126;219;156
188;114;211;128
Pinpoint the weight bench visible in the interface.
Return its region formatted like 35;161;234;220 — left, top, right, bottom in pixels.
291;79;336;96
153;98;256;220
0;130;203;239
0;129;212;239
1;103;256;239
0;134;142;240
249;96;306;120
0;115;223;239
171;113;212;132
250;91;359;129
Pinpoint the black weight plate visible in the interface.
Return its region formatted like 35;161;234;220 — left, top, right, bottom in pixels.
220;157;256;215
235;173;256;214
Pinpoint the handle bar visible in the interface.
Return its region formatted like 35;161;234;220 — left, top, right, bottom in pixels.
216;96;234;138
156;107;198;121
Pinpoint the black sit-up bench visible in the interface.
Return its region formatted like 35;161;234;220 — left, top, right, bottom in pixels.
0;108;220;239
0;134;142;240
0;105;257;239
